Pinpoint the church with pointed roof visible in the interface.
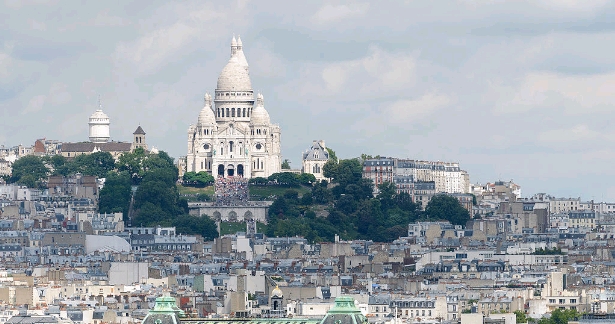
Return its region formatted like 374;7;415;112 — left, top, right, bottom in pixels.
186;36;282;178
60;105;148;160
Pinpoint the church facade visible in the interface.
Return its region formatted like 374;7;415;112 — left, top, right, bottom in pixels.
186;36;281;178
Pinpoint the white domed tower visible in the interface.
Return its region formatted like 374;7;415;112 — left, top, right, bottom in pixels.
250;93;281;178
88;107;110;143
186;36;281;179
270;285;284;317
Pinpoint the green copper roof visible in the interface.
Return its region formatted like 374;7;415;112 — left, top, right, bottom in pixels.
326;297;362;315
319;297;367;324
178;296;364;324
149;296;186;317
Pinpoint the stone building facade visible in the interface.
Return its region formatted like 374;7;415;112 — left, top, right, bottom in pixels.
302;140;329;181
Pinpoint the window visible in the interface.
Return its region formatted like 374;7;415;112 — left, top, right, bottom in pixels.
232;108;235;117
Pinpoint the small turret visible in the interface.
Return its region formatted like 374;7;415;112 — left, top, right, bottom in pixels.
231;35;238;56
237;35;243;51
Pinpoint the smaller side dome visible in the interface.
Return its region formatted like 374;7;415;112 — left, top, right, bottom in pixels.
198;93;216;125
250;93;270;125
271;285;283;298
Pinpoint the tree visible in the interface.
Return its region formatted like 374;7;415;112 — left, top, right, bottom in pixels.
424;194;471;226
326;148;337;161
298;173;316;185
539;308;578;324
312;184;332;204
99;171;132;219
514;310;528;323
133;180;179;222
183;171;214;187
336;194;358;214
172;215;218;241
268;172;300;187
45;155;71;176
376;182;397;210
322;160;338;180
9;155;49;187
281;159;291;169
117;147;147;184
248;177;268;185
73;152;116;177
335;159;363;186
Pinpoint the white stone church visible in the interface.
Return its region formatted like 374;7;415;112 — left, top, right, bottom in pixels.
186;36;281;178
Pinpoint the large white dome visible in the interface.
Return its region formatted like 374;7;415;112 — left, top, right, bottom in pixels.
216;55;252;91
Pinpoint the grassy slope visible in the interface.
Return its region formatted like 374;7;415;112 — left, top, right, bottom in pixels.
219;221;268;236
248;185;310;200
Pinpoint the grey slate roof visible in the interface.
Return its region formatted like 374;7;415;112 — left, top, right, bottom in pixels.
303;140;329;161
6;316;64;324
61;142;132;153
133;126;146;135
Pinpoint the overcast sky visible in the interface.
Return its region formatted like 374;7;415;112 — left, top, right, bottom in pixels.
2;0;615;200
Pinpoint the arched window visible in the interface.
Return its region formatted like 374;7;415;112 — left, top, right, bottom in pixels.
243;108;246;117
226;108;230;117
217;109;220;117
229;141;234;152
232;108;235;117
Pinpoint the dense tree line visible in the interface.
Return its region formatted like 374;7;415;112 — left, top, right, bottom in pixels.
3;149;218;240
513;308;579;324
266;158;471;243
108;149;218;240
9;150;471;243
8;152;117;187
182;171;215;187
249;172;316;187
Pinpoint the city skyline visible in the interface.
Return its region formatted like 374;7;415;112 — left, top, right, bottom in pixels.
2;1;615;199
